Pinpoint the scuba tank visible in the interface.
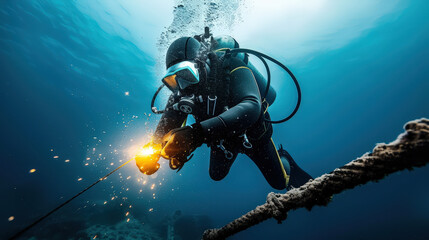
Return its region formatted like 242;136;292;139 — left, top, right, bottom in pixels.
212;35;277;106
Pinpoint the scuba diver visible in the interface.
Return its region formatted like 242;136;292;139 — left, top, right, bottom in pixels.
137;28;312;190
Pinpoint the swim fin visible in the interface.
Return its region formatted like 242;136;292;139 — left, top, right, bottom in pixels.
278;144;313;190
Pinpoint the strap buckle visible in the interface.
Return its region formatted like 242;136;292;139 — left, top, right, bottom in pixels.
241;133;253;149
217;139;234;159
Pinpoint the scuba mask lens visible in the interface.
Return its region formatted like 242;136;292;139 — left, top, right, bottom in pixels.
176;69;199;90
163;74;178;90
162;61;199;91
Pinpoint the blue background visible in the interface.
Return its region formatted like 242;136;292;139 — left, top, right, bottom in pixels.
1;1;428;239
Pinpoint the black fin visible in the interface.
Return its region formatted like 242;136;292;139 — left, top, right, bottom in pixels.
278;145;313;190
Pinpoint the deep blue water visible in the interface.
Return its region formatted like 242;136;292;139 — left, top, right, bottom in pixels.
1;1;428;239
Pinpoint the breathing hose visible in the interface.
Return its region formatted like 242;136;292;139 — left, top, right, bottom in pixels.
227;48;301;124
151;84;165;114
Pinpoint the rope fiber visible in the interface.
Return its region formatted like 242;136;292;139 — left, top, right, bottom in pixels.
203;118;429;240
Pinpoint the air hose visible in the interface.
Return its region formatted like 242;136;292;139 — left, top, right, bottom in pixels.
227;48;301;124
151;84;166;114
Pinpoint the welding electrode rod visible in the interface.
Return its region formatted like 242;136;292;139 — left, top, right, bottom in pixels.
9;159;134;240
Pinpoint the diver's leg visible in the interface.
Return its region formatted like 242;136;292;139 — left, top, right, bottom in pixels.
209;147;238;181
246;138;289;190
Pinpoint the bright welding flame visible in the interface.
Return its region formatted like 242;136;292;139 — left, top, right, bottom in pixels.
138;145;156;156
134;141;162;175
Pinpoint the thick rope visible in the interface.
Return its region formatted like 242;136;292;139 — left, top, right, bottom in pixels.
203;118;429;240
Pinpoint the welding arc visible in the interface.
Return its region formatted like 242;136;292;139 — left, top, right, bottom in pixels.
9;159;134;240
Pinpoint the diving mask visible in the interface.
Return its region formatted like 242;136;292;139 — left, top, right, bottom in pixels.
162;61;200;91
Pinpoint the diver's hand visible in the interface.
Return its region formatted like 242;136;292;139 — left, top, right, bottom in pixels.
136;155;160;175
161;124;204;161
135;142;161;175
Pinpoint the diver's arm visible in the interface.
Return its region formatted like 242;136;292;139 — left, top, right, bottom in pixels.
153;94;188;144
199;58;262;141
137;94;186;174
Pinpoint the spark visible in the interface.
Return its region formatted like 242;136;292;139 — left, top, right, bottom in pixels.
93;235;98;239
150;184;155;190
125;212;129;216
148;208;153;212
29;169;36;173
143;180;147;185
85;163;89;166
129;205;132;208
126;218;130;222
126;176;131;180
8;216;14;221
125;91;129;96
65;159;70;163
111;197;115;200
138;146;156;156
110;163;114;166
53;156;59;159
103;201;107;205
86;157;90;160
77;178;83;181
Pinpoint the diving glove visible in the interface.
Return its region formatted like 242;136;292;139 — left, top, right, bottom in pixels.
135;142;162;175
161;123;204;165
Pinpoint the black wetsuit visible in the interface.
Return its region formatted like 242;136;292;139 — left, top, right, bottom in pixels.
154;55;289;190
